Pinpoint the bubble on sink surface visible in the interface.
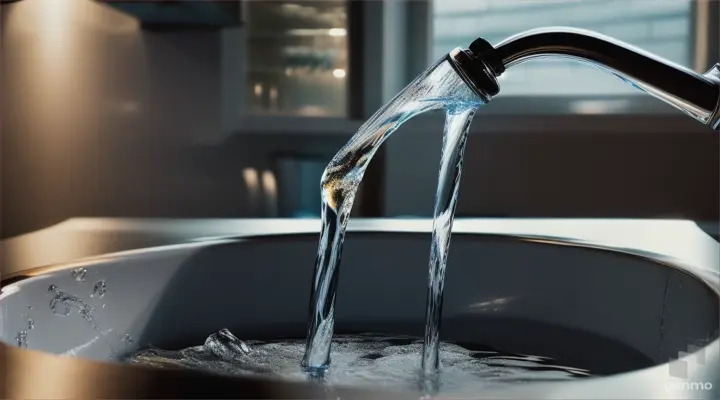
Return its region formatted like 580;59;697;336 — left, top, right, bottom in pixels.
126;329;591;395
71;267;88;282
27;318;34;330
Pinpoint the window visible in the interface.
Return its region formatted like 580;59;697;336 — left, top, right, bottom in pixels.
432;0;695;96
246;1;348;116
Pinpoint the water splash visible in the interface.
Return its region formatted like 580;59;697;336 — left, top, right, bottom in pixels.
205;329;252;359
27;318;35;330
50;290;88;318
72;267;88;282
47;285;118;356
122;334;134;344
92;280;107;298
302;58;484;370
127;330;590;396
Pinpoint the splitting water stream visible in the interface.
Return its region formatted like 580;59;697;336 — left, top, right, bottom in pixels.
301;59;482;373
125;58;602;394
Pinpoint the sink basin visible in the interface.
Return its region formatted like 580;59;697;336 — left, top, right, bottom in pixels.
1;221;719;399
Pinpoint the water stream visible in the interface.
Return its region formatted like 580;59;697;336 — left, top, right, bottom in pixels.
302;58;483;372
422;106;476;373
125;57;604;394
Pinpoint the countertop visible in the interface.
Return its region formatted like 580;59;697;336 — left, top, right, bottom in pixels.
1;217;718;277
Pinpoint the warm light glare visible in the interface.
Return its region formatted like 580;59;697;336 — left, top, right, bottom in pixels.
254;83;263;97
41;0;73;32
261;170;278;217
243;168;259;190
570;99;629;115
261;171;277;196
288;28;347;37
288;29;322;36
332;69;346;79
328;28;347;37
270;87;278;100
19;0;77;56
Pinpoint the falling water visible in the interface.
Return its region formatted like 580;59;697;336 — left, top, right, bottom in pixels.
422;106;476;373
125;57;619;393
126;51;640;393
302;58;484;371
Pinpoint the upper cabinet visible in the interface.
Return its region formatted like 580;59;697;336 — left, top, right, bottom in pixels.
245;1;348;117
98;0;243;27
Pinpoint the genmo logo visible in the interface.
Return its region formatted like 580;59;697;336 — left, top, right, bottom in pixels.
665;381;713;391
665;344;713;392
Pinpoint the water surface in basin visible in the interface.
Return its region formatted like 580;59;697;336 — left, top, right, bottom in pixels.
127;329;591;395
125;313;659;397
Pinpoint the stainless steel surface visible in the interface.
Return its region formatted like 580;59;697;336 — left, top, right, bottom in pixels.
1;218;719;399
704;63;720;130
454;27;720;128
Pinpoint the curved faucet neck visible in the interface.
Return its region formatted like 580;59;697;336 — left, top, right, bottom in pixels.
450;27;720;130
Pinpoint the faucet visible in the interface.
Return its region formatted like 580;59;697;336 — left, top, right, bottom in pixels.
448;27;720;130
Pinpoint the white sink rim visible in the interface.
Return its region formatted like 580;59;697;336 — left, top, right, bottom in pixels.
1;221;718;399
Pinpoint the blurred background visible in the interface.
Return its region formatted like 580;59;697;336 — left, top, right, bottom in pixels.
1;0;718;239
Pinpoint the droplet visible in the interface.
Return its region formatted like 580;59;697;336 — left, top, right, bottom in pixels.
27;305;33;310
47;289;103;332
15;331;27;348
27;319;34;330
79;304;96;322
48;285;57;293
91;280;107;298
122;334;134;344
50;290;84;317
71;267;88;282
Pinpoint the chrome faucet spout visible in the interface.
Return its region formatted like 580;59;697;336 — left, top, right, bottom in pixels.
447;27;720;129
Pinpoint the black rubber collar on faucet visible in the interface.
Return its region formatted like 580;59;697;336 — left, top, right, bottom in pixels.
447;37;503;102
468;38;506;76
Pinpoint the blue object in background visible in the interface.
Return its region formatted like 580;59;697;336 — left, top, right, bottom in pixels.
276;157;326;218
